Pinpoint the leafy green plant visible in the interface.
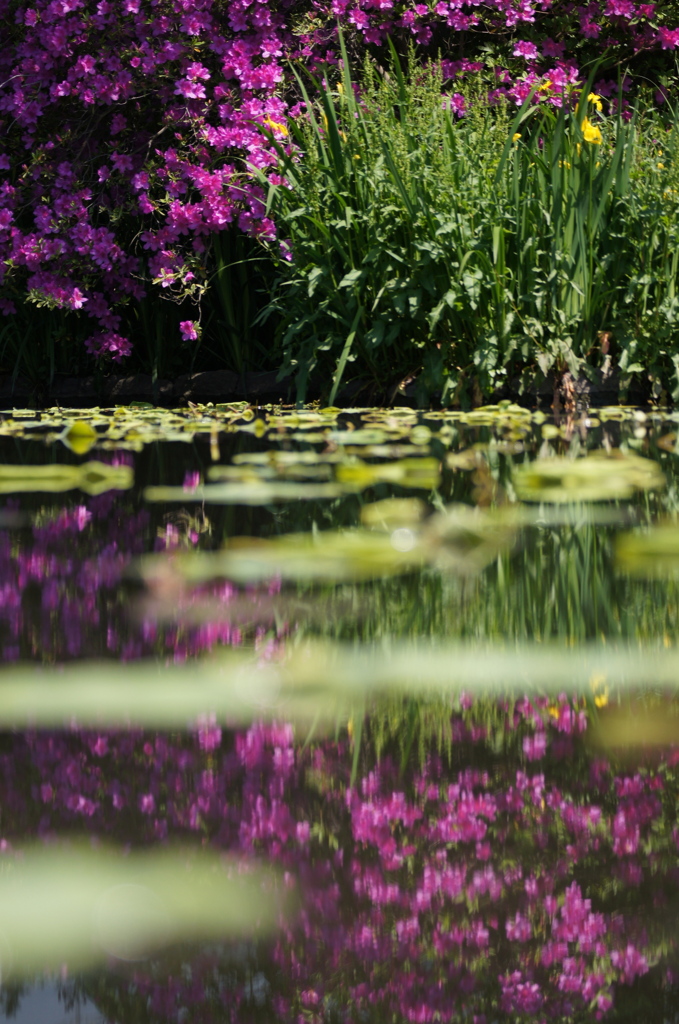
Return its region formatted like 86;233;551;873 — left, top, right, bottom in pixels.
258;44;679;405
200;230;281;375
613;103;679;399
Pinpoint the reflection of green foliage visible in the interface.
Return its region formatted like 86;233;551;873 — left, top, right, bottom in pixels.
285;520;679;647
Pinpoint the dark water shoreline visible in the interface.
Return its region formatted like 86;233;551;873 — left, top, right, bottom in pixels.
0;366;651;410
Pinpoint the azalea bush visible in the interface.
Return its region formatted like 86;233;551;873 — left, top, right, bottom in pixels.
2;0;679;386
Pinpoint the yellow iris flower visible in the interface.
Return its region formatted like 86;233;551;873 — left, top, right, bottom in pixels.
263;118;288;136
581;116;602;145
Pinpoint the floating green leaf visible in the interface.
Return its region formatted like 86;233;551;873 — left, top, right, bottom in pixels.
588;704;679;751
360;497;427;530
144;481;344;504
335;457;440;491
137;530;426;583
59;419;99;455
0;655;287;727
0;461;133;494
279;641;679;702
616;524;679;577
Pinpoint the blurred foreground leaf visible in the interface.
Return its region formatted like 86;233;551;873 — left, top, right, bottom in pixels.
146;456;440;505
616;524;679;577
135;506;524;586
513;451;664;502
0;846;284;976
359;497;427;530
588;704;679;751
335;457;440;491
144;481;344;504
280;641;679;701
0;656;296;727
135;503;629;588
136;530;426;584
5;644;679;730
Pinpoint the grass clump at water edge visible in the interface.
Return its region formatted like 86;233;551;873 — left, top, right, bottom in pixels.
256;44;679;406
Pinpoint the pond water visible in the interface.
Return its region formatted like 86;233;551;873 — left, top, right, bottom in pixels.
1;402;679;1023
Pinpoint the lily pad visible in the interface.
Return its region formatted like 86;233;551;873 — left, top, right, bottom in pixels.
144;481;344;505
136;530;426;584
616;524;679;577
335;457;440;491
0;461;133;495
59;419;99;455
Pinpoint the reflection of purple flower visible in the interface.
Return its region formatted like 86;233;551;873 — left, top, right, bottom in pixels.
506;911;532;942
195;713;222;752
1;659;677;1019
183;470;201;492
139;793;155;814
522;731;547;760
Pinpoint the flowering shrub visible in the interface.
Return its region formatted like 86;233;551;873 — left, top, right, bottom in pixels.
2;0;679;378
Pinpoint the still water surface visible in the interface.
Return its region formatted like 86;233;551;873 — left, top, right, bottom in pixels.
1;403;679;1022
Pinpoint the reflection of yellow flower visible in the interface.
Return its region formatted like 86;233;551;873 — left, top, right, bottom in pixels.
582;116;602;144
590;673;609;708
587;92;603;112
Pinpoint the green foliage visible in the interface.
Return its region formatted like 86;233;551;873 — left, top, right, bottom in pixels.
258;47;679;404
200;230;281;374
0;228;281;389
